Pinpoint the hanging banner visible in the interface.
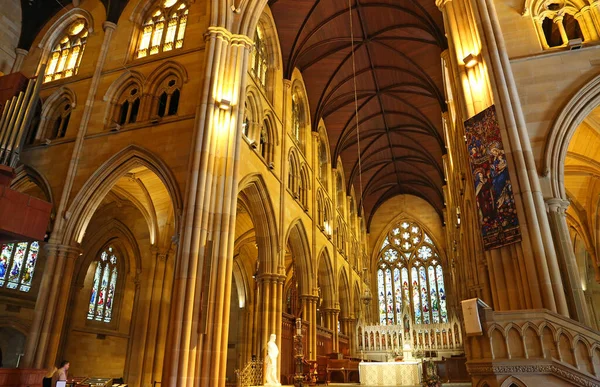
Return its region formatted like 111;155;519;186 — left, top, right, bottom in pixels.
464;105;521;250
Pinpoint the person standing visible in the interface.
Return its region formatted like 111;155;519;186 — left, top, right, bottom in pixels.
52;360;69;385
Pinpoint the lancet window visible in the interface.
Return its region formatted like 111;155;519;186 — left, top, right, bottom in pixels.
291;90;305;152
156;77;181;117
44;20;88;83
116;86;141;126
251;25;268;88
46;97;73;140
377;220;448;326
0;241;40;292
87;246;118;323
137;0;188;58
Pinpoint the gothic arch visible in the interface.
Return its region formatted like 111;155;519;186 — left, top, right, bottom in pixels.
317;247;335;309
544;73;600;200
37;87;76;140
62;145;182;246
147;60;189;92
11;164;54;205
283;219;313;296
338;267;351;318
500;376;528;387
238;173;279;274
36;7;95;53
102;70;146;126
73;218;142;289
0;317;30;336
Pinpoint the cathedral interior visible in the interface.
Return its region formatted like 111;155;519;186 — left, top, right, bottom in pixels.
0;0;599;386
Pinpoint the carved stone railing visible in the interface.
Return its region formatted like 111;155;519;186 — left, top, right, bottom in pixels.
357;319;463;354
467;308;600;387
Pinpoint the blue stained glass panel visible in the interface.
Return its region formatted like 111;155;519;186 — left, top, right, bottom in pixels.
385;269;393;325
428;266;439;323
436;265;448;323
7;243;28;289
393;268;402;316
20;241;39;292
378;269;386;325
412;267;421;324
0;244;14;286
419;266;430;324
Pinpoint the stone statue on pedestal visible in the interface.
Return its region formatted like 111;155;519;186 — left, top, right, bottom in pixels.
265;334;281;386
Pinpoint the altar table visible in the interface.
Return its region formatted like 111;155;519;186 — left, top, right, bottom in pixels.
358;361;420;386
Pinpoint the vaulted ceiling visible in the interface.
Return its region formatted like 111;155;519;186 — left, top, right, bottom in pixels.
269;0;448;227
20;0;448;228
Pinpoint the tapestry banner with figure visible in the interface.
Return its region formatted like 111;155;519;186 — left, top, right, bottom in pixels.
464;105;521;250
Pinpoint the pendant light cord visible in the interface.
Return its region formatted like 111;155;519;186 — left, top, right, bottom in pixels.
348;0;364;209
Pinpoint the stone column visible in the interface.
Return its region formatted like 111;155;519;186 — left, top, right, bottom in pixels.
546;199;592;326
50;21;117;243
332;307;340;353
10;48;28;74
300;294;318;360
22;244;81;369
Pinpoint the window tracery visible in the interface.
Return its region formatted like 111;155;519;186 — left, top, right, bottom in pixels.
116;85;141;126
44;20;88;83
88;246;118;323
530;2;597;49
377;220;448;326
137;0;188;59
155;77;181;117
291;90;305;152
251;25;268;88
44;96;73;140
0;241;40;292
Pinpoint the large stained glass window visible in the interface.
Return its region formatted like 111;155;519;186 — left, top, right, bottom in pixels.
250;25;268;88
88;246;118;323
377;221;448;325
137;0;188;59
0;241;40;292
44;20;88;83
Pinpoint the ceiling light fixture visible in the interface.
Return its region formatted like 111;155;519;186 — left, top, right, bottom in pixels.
463;53;478;68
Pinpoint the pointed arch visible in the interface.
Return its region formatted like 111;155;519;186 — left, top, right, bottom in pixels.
544;74;600;200
62;145;182;246
317;247;335;309
338;267;351;318
37;87;76;140
103;71;146;127
238;173;279;274
284;219;313;296
11;164;54;206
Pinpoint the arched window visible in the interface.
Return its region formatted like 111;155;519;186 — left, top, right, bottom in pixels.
44;20;88;83
317;191;324;228
251;25;268;88
324;201;332;236
116;85;141;126
155;77;181;117
46;98;73;140
0;241;40;292
88;246;118;323
137;0;189;58
259;118;272;162
242;101;250;137
291;90;305;152
377;220;448;325
299;165;309;208
288;152;299;198
318;135;329;188
336;172;344;212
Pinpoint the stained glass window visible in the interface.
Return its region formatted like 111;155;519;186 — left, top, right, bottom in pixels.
376;220;448;325
0;241;40;292
137;0;188;59
291;91;304;150
88;246;118;323
44;20;88;83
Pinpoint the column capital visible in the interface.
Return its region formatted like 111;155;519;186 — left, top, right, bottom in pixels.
203;26;254;49
546;198;570;215
102;21;117;32
44;243;82;259
15;48;28;56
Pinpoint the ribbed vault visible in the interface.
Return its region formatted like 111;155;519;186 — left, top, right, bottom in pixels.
269;0;447;225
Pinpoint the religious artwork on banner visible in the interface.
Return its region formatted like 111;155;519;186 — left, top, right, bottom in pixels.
464;105;521;250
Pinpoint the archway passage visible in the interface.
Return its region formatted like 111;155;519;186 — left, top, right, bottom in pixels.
269;0;447;223
562;107;600;329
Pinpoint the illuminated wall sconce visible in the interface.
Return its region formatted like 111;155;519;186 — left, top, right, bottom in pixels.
218;99;231;110
456;206;461;228
463;53;478;68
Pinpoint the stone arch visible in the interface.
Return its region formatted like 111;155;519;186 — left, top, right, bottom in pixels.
102;70;146;127
500;376;528;387
36;7;95;53
147;60;189;88
238;173;279;274
317;247;335;309
12;164;54;205
283;219;313;296
544;74;600;200
38;86;77;139
62;145;182;246
73;218;141;289
338;267;351;319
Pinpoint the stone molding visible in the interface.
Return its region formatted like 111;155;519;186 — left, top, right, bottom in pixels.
467;362;600;387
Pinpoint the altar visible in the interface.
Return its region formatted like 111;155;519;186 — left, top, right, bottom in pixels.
358;361;420;386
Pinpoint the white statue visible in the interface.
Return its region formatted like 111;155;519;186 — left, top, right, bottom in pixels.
265;334;281;386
